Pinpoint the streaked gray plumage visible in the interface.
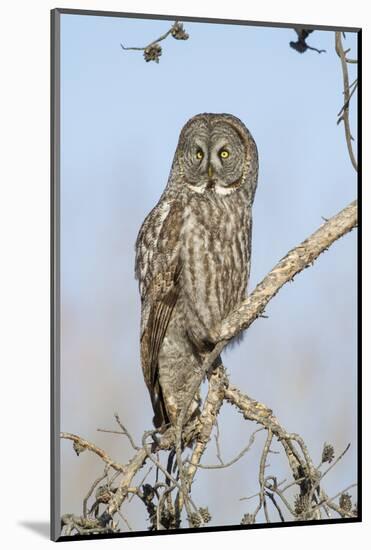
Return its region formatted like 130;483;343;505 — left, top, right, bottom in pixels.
135;113;258;429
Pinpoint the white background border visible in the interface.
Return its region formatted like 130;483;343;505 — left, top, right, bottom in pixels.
0;1;368;548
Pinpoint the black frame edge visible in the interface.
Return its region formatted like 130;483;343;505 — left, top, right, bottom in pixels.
56;516;360;543
356;27;362;524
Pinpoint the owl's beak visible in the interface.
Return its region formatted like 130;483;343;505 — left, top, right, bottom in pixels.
206;164;215;190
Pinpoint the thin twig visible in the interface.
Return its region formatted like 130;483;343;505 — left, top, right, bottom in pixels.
309;483;357;516
156;485;176;530
128;466;153;503
286;433;318;479
83;467;109;518
121;24;175;51
116;509;133;531
194;428;263;470
308;443;351;506
320;443;351;481
240;478;287;501
214;420;224;465
337;81;358;118
141;430;202;526
273;487;297;517
279;475;308;494
252;429;273;522
141;432;180;489
326;500;356;518
265;491;285;522
97;429;128;436
61;432;127;474
114;413;140;450
335;32;358;171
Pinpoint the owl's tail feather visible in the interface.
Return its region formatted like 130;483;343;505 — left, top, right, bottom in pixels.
151;382;170;429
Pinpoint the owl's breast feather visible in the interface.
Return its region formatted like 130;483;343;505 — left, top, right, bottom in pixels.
180;194;250;347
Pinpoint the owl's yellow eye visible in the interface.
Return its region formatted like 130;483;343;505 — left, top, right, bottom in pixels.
219;149;229;159
196;149;204;160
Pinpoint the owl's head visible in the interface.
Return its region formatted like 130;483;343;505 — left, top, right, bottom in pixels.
174;113;258;199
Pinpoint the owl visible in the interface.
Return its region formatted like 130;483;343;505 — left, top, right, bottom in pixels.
135;113;258;430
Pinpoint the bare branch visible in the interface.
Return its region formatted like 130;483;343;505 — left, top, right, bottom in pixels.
185;367;227;481
309;483;357;517
156;485;176;530
61;432;128;474
335;32;358;171
128;466;153;503
214;420;224;465
104;447;148;521
224;384;318;516
61;513;118;536
114;413;140;450
321;443;351;480
337;80;358;118
308;443;352;507
195;428;263;470
268;485;297;517
121;24;174;51
121;21;189;63
83;467;109;518
265;491;285;522
174;365;227;524
216;200;357;341
97;414;139;450
116;509;133;531
253;429;273;522
326;500;357;518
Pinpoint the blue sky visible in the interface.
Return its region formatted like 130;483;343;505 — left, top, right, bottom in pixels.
59;13;358;530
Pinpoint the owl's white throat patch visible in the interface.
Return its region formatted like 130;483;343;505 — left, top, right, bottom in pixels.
213;184;236;196
188;181;236;196
188;183;206;194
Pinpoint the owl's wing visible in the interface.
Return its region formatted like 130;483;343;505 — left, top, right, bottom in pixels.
135;200;182;427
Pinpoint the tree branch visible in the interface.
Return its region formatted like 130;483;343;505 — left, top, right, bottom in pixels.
61;432;128;474
120;21;189;63
335;32;358;172
216;199;357;341
224;384;308;487
185;366;227;483
172;366;227;524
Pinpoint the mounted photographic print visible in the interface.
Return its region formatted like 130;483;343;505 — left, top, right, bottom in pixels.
51;8;361;542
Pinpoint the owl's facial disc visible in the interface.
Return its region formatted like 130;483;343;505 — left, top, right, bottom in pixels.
182;121;247;196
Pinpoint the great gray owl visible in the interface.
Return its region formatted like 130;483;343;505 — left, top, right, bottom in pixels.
135;113;258;430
